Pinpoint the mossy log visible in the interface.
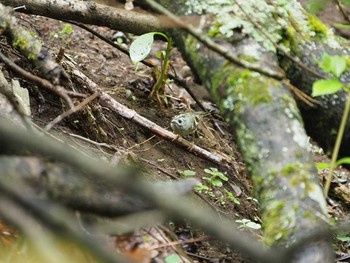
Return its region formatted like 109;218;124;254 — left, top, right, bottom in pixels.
0;3;68;85
155;0;338;262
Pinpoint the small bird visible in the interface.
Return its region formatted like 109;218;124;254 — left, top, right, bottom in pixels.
170;112;203;137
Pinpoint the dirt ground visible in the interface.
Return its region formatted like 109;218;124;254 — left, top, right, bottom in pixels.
1;1;350;262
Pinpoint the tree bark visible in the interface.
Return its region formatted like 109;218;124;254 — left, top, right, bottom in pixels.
152;0;335;262
3;0;165;35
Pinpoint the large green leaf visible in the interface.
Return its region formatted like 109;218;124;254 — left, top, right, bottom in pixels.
129;32;157;64
312;79;343;96
320;53;347;77
336;157;350;166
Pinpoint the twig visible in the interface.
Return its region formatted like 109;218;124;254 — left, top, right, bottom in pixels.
0;51;75;108
283;80;321;107
45;92;99;131
232;0;326;81
335;0;350;24
148;235;211;250
141;0;285;81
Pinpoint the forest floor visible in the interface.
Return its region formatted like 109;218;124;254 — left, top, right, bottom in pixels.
0;1;350;262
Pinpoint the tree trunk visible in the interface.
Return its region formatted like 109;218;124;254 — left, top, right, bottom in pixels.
154;0;336;261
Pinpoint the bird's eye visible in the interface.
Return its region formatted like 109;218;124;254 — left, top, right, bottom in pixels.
178;119;182;124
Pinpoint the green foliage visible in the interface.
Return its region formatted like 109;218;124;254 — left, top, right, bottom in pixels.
194;182;210;192
333;23;350;29
225;189;240;205
336;232;350;242
60;24;73;45
165;254;180;263
320;53;347;78
129;32;170;64
129;32;172;106
312;52;350;196
316;157;350;170
129;32;157;64
312;79;343;96
177;169;196;177
49;24;73;46
202;168;228;187
235;219;261;230
312;54;348;96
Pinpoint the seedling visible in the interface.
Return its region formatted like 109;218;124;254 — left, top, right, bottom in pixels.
312;53;350;196
235;219;261;230
202;167;228;187
225;189;240;205
129;32;173;107
50;24;73;46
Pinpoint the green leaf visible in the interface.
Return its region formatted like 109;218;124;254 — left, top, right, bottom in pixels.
204;167;217;175
245;221;261;230
129;32;156;64
320;53;347;77
336;157;350;166
312;79;343;96
225;189;240;204
211;179;223;187
165;254;179;263
315;162;331;170
216;172;228;181
333;23;350;29
177;170;196;177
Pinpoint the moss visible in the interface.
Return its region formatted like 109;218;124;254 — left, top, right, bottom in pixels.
307;14;328;37
212;66;274;117
235;121;261;166
345;56;350;67
281;163;299;176
13;36;29;50
295;150;302;158
262;200;294;245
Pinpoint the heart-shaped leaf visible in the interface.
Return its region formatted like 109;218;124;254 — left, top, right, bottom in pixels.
312;79;343;96
129;32;156;64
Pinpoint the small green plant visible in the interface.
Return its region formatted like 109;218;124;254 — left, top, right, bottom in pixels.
202;168;228;187
225;189;240;205
177;169;196;177
336;231;350;243
312;53;350;196
235;219;261;230
49;24;73;46
194;182;210;193
129;32;173;106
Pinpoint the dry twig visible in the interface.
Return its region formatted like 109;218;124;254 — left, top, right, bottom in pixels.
0;51;77;108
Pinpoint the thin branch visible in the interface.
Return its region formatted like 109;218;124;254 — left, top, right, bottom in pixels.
45;92;99;131
0;51;75;108
335;0;350;24
232;0;326;80
140;0;286;81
